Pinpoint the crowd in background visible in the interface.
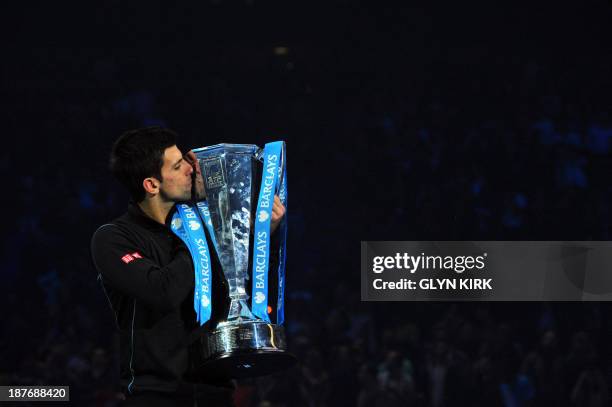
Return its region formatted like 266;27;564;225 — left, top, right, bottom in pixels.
1;4;611;405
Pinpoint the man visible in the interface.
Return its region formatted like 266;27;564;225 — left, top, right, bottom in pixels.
90;127;285;406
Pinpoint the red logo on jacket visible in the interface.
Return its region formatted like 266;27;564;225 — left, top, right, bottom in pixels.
121;252;142;264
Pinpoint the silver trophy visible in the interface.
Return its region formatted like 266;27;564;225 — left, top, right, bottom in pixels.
190;143;295;379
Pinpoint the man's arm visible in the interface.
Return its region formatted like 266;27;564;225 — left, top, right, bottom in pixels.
91;224;194;311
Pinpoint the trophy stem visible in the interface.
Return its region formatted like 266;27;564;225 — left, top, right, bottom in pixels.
227;297;256;321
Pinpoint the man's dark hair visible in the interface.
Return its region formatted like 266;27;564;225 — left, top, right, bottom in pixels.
110;126;178;202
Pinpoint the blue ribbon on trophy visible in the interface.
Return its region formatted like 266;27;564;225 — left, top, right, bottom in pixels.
276;142;288;325
170;204;212;325
171;204;213;325
251;141;287;322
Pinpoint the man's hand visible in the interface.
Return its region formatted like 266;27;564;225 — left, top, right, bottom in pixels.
184;150;206;200
271;195;286;233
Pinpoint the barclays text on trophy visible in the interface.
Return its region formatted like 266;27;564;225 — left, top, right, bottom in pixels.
170;141;295;380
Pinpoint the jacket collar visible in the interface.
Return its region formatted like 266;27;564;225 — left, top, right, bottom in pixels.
127;200;177;231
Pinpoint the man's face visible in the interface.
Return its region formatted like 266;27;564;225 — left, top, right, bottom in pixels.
158;145;193;202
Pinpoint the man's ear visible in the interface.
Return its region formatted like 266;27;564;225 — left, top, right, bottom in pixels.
143;177;161;195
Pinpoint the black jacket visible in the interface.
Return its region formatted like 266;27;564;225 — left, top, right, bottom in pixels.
90;201;235;399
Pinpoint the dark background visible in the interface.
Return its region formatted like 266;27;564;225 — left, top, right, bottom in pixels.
1;1;611;406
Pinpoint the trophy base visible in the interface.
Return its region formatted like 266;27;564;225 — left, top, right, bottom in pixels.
197;321;297;379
